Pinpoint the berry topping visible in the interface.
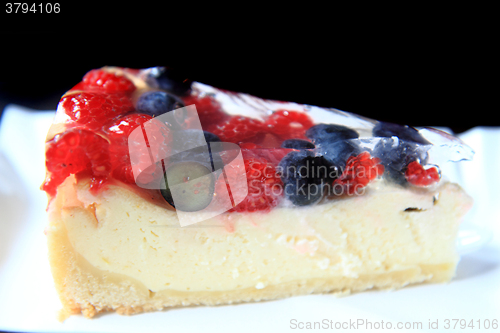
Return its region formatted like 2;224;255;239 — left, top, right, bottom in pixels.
106;113;156;141
136;91;185;120
332;152;384;195
61;92;134;130
230;156;283;212
182;94;228;126
405;161;440;186
206;116;264;144
306;124;359;146
81;69;136;93
202;131;222;143
279;151;337;206
281;139;315;149
106;113;171;185
372;121;430;145
322;140;365;167
161;161;215;211
264;110;314;140
42;66;449;215
43;129;111;195
372;137;429;186
239;143;261;149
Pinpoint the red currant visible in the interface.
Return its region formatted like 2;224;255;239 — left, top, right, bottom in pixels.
405;161;440;186
333;151;384;195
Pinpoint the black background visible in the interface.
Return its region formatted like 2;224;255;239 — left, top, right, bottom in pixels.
0;4;494;135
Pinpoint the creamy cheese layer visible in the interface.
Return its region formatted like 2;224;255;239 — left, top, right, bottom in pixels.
47;178;472;293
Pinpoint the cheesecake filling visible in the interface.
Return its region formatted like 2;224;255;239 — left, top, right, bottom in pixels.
47;177;472;294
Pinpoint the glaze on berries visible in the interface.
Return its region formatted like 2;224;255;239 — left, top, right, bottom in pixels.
136;91;185;118
60;92;134;130
43;66;447;214
279;150;337;206
81;69;136;93
43;129;111;196
265;110;314;140
405;161;440;187
106;113;171;185
231;157;283;212
332;152;384;196
206;116;264;144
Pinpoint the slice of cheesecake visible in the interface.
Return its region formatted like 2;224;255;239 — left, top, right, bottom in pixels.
42;66;473;320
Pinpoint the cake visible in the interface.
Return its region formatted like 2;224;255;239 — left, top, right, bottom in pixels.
42;66;474;320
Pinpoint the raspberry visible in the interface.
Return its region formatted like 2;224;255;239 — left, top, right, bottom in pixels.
81;69;136;93
265;110;314;140
242;147;291;168
41;172;68;197
60;92;134;130
206;116;264;144
105;113;171;185
405;161;440;186
229;157;283;212
109;150;137;184
46;129;111;175
332;151;384;195
106;113;155;143
239;142;261;149
43;129;111;195
182;94;228;126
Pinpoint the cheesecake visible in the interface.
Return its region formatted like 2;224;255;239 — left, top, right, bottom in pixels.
42;66;474;320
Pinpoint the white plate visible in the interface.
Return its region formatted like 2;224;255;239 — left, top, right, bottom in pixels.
0;105;499;333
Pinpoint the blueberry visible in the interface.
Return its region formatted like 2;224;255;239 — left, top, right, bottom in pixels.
161;161;215;212
170;130;223;173
147;67;193;96
281;139;315;149
136;91;185;118
279;151;338;206
202;131;221;143
372;137;429;186
372;121;430;145
322;140;365;168
306;124;359;146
